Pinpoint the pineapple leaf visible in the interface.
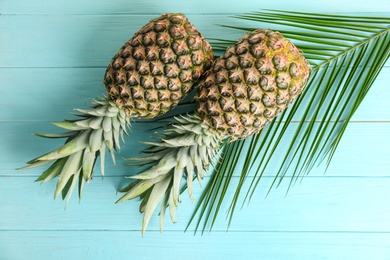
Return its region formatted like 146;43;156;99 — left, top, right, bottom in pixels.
116;175;168;203
22;97;130;204
187;10;390;233
64;169;81;207
52;121;87;131
34;131;77;139
36;130;90;161
78;173;85;201
36;158;66;183
141;175;171;236
54;150;83;199
82;147;96;182
18;159;52;170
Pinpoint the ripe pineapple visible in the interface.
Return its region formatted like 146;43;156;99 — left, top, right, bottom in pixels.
116;29;310;234
104;13;213;118
21;13;213;203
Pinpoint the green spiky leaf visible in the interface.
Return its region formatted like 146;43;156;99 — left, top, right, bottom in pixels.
20;97;130;203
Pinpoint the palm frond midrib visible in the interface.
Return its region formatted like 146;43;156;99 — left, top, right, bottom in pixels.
312;28;390;71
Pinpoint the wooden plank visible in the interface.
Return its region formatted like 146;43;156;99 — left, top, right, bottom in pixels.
0;68;107;121
1;230;390;260
5;121;390;177
1;175;390;232
1;66;390;121
0;68;192;122
2;14;390;68
0;15;242;68
3;0;390;15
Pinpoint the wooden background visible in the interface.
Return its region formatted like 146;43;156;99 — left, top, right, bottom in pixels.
1;1;390;259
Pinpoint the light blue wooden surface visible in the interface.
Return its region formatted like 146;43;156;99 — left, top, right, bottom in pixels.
1;1;390;259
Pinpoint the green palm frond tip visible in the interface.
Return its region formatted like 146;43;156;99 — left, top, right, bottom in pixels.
19;97;130;204
187;10;390;234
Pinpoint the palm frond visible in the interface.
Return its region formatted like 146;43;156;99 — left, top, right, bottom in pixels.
187;10;390;233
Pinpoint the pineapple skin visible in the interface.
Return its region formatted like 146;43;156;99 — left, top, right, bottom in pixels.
196;29;310;139
104;13;214;119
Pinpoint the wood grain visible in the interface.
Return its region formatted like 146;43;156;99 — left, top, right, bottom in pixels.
4;121;390;176
1;67;390;121
2;14;390;68
1;1;390;259
3;0;390;14
2;231;390;260
1;176;390;232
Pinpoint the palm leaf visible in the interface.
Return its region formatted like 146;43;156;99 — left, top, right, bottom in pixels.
187;10;390;233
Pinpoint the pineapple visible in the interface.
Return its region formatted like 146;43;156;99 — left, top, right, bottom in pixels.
21;13;214;203
104;13;213;118
116;29;310;234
